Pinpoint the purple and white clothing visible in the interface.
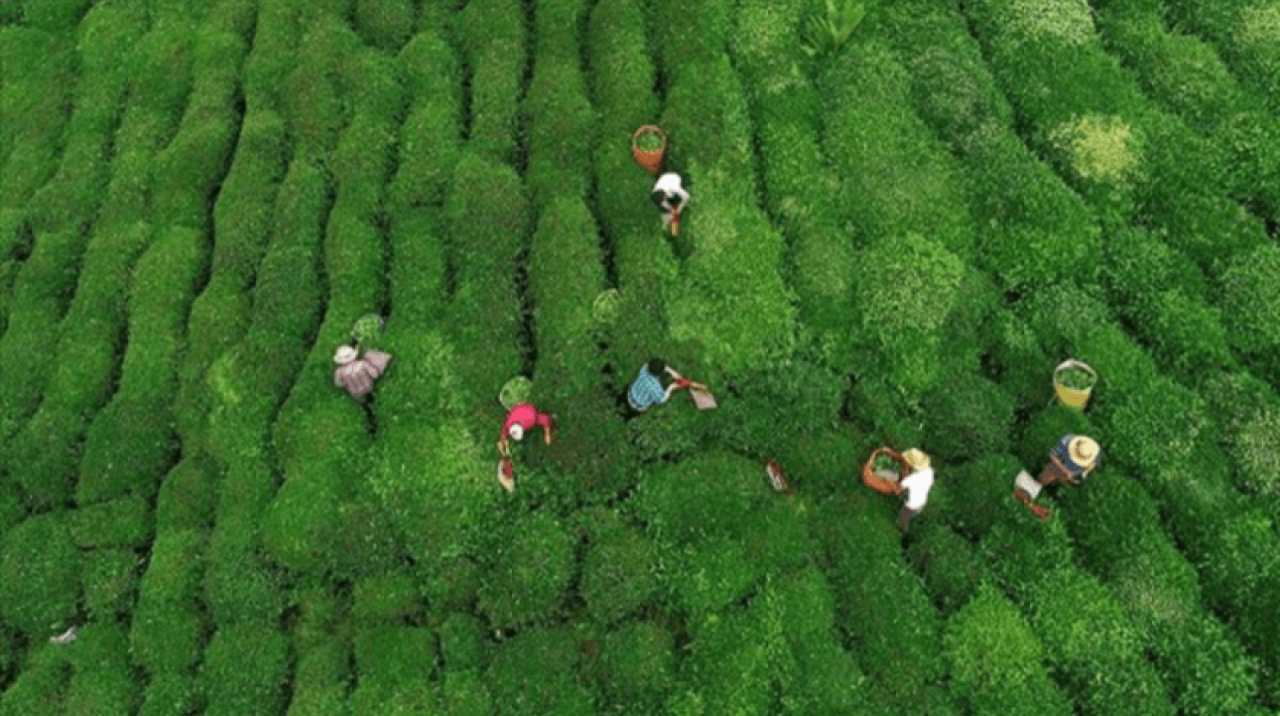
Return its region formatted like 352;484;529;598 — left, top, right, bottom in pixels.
334;350;392;399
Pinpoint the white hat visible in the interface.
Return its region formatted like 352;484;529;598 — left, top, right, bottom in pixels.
1068;436;1099;467
334;345;359;364
508;423;524;441
903;448;932;470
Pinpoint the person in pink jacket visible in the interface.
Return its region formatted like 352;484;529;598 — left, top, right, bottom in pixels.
496;402;555;491
333;344;392;401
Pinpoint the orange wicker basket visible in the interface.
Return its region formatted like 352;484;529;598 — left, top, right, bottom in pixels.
862;447;909;496
631;125;667;176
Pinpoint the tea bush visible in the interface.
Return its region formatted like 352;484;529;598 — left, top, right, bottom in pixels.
130;531;207;675
355;0;414;51
579;509;659;626
0;513;81;638
944;584;1074;716
20;0;90;33
672;608;774;715
77;226;203;505
1218;243;1280;371
70;496;152;549
0;646;69;715
63;621;137;715
199;624;289;716
440;670;493;716
288;638;351;715
1164;0;1280;116
137;673;198;716
0;28;74;208
353;574;422;625
819;40;976;259
81;548;140;622
439;613;487;672
905;523;990;616
476;513;574;630
598;621;675;712
486;628;595;716
456;0;525;164
5;222;150;508
389;29;462;213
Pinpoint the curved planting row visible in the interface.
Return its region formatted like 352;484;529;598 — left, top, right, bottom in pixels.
1092;0;1280;223
196;10;355;713
962;0;1280;387
1021;286;1280;706
1162;0;1280;117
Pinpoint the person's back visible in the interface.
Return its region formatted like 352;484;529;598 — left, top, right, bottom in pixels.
334;346;392;400
651;173;689;212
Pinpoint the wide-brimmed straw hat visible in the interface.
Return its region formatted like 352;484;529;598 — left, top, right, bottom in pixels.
1068;436;1099;467
508;423;524;441
903;448;931;470
334;345;359;364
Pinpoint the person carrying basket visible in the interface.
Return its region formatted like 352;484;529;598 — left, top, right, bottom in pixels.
651;172;689;237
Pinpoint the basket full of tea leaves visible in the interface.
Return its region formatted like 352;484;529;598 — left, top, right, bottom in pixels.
1053;359;1097;409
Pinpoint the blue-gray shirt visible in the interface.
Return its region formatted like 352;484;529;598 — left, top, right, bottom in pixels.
628;366;666;410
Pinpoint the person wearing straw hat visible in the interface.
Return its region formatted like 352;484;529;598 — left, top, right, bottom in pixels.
894;448;934;533
333;342;393;401
1046;434;1101;485
496;402;555;491
651;172;689;235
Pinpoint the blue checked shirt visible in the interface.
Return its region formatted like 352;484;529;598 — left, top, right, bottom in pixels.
628;366;666;411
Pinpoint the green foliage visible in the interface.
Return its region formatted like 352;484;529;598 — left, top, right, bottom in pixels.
944;584;1074;716
130;531;206;675
0;646;69;715
580;509;659;626
486;628;595;716
356;0;415;50
69;496;153;549
288;639;351;716
1219;243;1280;362
63;621;139;715
199;624;289;716
0;513;81;637
919;370;1015;463
586;0;658;130
906;524;990;616
524;58;597;210
154;456;217;535
81;548;140;622
800;0;866;59
598;621;675;712
439;613;488;673
137;672;198;716
478;513;575;630
391;29;462;211
457;0;525;163
353;574;423;625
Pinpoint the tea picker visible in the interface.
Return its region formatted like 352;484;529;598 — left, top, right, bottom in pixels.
651;172;689;237
333;314;392;401
625;358;713;415
862;447;935;532
495;376;555;491
1013;435;1102;520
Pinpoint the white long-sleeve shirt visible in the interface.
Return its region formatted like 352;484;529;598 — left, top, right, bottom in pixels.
652;173;689;212
900;467;935;510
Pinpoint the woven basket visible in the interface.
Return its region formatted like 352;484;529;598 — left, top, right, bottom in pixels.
862;447;909;496
631;125;667;176
1052;359;1097;410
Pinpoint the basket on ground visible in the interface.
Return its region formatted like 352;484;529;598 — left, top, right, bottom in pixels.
631;125;667;176
499;376;533;410
862;447;908;496
1052;359;1097;409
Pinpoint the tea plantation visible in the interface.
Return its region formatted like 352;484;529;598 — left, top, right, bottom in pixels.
3;0;1280;713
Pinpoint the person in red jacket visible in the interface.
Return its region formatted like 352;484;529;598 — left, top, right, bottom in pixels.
496;402;555;491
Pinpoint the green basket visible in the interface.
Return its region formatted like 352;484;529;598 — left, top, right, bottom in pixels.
499;376;533;410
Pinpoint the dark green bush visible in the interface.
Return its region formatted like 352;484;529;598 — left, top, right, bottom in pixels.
21;0;90;33
441;670;494;716
918;371;1015;464
352;574;422;625
439;613;487;672
153;456;217;535
905;524;990;616
485;628;595;716
280;14;356;158
659;56;757;184
353;626;438;689
529;197;604;360
130;531;206;675
477;513;574;630
0;28;74;207
82;548;140;621
390;29;462;211
1027;567;1177;715
199;624;289;716
1219;243;1280;364
815;499;945;699
820;40;976;257
673;608;775;716
586;0;658;130
0;513;81;637
457;0;524;163
0;645;70;715
524;57;596;211
70;496;152;549
288;638;351;716
944;584;1074;716
63;620;138;715
136;672;198;716
356;0;414;50
597;621;674;713
204;514;286;626
579;509;658;625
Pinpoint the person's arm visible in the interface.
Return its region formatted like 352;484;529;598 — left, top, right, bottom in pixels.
497;437;509;456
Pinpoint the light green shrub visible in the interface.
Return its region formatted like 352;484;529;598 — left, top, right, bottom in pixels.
524;57;597;210
441;670;494;716
586;0;657;129
0;513;81;637
1219;243;1280;363
130;531;206;675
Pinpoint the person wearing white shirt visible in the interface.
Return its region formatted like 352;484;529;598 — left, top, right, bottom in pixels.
895;448;934;533
651;172;689;235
